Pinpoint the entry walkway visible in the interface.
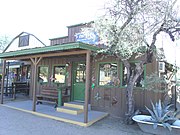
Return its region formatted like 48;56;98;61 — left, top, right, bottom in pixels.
2;100;108;127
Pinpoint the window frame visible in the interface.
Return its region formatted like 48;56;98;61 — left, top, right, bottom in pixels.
97;62;119;88
120;61;146;88
19;35;30;47
52;64;66;84
38;65;49;83
74;63;86;83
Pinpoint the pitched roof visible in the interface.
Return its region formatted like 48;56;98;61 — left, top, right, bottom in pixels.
3;32;46;53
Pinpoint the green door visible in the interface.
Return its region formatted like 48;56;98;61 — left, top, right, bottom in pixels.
73;62;86;101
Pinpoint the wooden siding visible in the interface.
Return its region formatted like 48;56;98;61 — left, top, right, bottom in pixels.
50;24;87;45
28;53;164;118
50;37;69;45
32;55;86;97
91;55;164;118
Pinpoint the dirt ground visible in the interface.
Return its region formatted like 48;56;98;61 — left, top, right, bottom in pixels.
0;105;152;135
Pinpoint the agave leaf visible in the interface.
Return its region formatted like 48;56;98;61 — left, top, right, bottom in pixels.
164;104;174;112
158;100;162;117
145;106;156;120
166;117;177;121
162;123;166;128
153;123;158;129
162;111;173;119
151;101;159;120
166;118;177;125
163;123;172;131
155;102;158;116
174;111;180;117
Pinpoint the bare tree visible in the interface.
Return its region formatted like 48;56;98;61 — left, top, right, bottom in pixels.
0;35;9;52
82;0;180;123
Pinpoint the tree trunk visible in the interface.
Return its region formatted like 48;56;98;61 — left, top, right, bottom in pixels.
125;75;135;124
124;62;144;124
127;83;134;116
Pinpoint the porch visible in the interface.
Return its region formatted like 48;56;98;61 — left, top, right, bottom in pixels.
2;99;108;127
0;42;102;124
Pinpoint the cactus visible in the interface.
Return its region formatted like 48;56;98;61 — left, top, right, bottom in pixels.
145;100;179;131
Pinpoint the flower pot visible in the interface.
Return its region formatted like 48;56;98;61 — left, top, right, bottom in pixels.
132;115;180;135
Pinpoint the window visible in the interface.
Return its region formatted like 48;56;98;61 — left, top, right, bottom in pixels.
38;66;48;83
75;63;86;83
122;62;145;87
19;35;29;47
98;63;118;86
53;65;66;83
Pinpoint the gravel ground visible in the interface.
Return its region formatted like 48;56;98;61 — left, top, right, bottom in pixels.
0;105;152;135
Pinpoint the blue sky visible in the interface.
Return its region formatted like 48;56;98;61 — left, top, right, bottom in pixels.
0;0;180;66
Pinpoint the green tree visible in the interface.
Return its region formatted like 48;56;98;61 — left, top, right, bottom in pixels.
82;0;180;123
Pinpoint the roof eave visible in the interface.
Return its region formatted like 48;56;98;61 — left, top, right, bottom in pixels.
0;42;100;59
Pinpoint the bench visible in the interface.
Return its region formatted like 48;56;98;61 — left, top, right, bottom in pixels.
12;82;30;99
36;85;71;108
36;85;58;108
60;86;71;104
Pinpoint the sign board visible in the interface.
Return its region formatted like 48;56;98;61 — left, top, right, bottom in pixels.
75;31;99;45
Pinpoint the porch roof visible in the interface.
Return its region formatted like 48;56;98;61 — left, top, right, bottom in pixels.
0;42;100;59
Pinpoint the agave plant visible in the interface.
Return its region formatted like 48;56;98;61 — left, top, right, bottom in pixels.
145;100;179;131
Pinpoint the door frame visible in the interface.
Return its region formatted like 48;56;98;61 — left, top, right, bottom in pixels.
72;61;86;101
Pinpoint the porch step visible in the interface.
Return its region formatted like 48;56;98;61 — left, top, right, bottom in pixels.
56;106;84;115
64;102;84;109
64;102;91;110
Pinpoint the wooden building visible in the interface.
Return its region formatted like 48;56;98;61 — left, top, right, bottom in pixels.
0;23;169;122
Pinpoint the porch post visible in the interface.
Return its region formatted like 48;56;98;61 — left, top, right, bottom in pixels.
0;60;6;104
84;51;91;123
30;57;42;111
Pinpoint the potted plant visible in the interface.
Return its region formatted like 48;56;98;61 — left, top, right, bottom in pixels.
132;100;180;135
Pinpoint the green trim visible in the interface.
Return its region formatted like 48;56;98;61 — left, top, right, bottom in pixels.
52;64;67;85
72;61;86;101
97;61;119;88
58;87;62;106
143;64;147;88
38;65;49;84
0;42;100;58
120;62;146;88
71;62;75;101
120;62;124;88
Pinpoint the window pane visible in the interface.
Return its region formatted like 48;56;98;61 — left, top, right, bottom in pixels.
99;63;118;86
122;63;144;87
54;66;66;83
38;66;48;83
75;63;86;83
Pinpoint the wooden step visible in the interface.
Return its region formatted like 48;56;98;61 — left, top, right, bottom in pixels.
56;106;84;115
64;102;84;109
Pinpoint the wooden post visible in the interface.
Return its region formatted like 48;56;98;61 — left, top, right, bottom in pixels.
84;51;91;123
0;60;6;104
30;57;42;111
5;62;9;96
32;61;37;111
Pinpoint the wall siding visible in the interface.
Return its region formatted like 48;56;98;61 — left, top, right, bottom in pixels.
91;55;164;118
50;24;86;45
28;54;164;118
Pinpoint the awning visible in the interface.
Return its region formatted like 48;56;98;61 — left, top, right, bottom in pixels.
0;42;100;59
